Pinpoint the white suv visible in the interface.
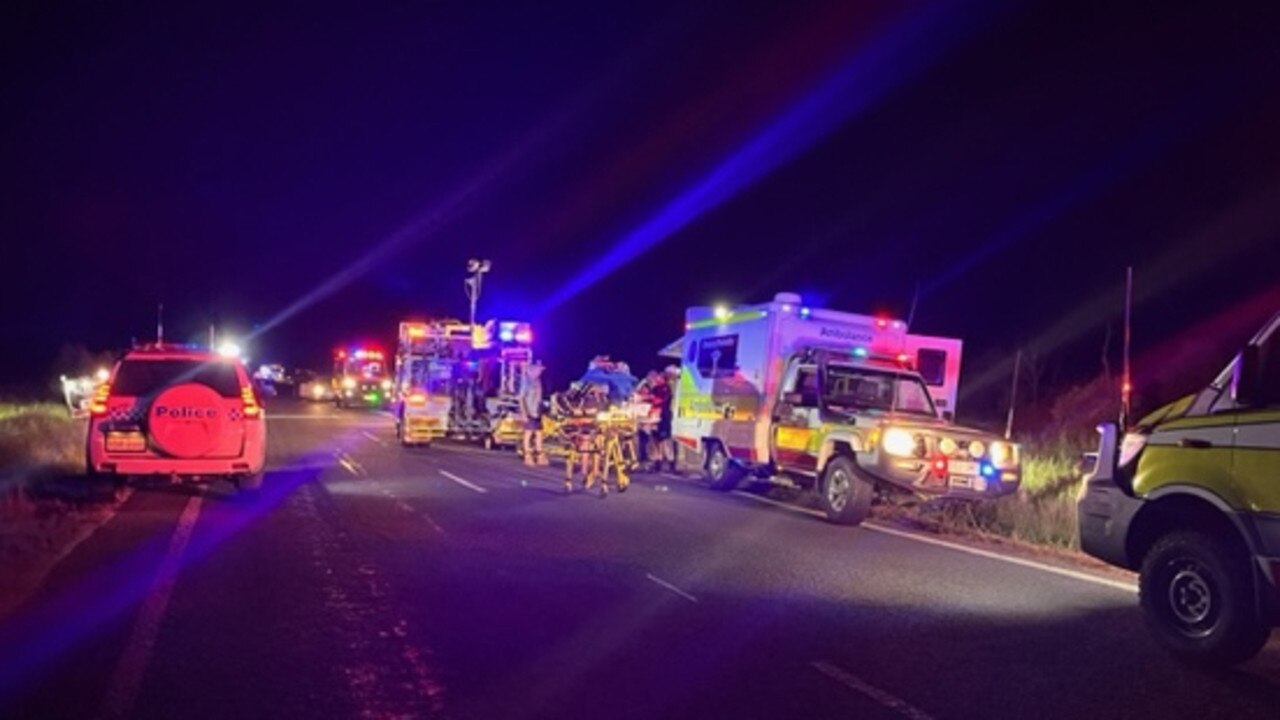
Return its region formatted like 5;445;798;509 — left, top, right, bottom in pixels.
87;345;267;493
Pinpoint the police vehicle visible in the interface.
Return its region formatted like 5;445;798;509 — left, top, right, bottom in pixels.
86;344;268;493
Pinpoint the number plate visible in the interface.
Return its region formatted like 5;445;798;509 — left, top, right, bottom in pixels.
106;432;147;452
949;460;978;475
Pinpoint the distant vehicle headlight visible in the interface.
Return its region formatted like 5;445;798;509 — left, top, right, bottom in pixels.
342;377;357;390
381;379;393;391
882;427;918;457
312;384;325;398
988;440;1016;468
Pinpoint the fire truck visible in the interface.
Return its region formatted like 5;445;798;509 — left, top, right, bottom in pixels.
332;346;392;408
666;292;1019;525
392;319;534;448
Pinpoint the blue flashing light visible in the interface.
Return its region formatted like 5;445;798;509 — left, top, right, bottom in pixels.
980;462;996;478
499;329;515;342
852;347;869;358
799;307;812;318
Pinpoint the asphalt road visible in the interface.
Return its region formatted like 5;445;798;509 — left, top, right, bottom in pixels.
3;398;1279;720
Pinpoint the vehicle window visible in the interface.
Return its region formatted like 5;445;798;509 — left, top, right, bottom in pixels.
696;334;738;379
824;366;936;417
112;359;241;398
797;369;819;403
916;349;947;387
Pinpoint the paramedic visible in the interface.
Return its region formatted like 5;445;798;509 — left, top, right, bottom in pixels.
521;361;549;466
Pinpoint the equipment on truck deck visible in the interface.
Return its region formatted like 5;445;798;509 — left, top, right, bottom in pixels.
392;319;534;447
665;292;1018;525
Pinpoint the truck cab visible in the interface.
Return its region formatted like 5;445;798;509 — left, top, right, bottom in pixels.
671;293;1019;525
1079;311;1280;666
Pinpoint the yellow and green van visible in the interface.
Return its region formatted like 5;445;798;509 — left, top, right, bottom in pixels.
1079;313;1280;665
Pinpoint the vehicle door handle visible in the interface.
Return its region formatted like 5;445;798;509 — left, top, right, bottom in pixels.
1178;437;1212;449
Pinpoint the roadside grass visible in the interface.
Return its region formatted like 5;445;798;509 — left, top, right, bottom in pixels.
1;402;123;618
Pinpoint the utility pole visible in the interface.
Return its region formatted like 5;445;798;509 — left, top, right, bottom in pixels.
464;258;491;330
1120;266;1134;429
1005;348;1022;440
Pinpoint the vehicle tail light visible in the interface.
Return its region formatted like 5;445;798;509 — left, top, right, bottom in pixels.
89;382;111;417
408;392;427;406
241;385;262;418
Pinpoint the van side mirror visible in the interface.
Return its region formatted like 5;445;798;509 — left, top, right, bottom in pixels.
1236;345;1263;406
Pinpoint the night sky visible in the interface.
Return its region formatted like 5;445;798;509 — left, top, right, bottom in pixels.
4;1;1280;420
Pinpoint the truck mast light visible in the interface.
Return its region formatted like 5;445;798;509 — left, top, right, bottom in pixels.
714;305;731;321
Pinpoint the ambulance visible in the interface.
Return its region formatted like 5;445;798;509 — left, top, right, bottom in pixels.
392;319;534;447
1079;311;1280;665
669;292;1019;525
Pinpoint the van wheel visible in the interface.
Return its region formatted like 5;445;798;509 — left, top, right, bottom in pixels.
818;456;873;526
705;442;742;491
1139;530;1270;666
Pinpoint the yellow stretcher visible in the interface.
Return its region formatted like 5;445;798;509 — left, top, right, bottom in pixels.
544;401;642;496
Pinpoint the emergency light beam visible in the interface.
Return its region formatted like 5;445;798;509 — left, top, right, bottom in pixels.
957;180;1280;405
537;0;1014;316
244;16;698;348
919;76;1254;302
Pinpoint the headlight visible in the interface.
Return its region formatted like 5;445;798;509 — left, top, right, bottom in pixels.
1118;433;1146;467
341;377;357;389
381;379;393;390
882;427;918;457
989;441;1016;468
312;385;325;398
967;440;986;459
938;437;958;456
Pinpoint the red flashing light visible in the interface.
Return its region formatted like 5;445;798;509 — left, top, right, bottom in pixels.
876;318;889;329
514;329;533;344
931;456;948;475
336;349;347;359
896;353;910;364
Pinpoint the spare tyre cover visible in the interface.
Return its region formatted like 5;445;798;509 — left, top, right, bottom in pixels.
148;383;227;458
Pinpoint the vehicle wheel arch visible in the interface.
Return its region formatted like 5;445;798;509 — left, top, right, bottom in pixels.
1128;486;1260;570
816;433;865;476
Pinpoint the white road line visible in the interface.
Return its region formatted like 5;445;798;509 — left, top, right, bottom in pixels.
812;661;935;720
864;523;1137;593
360;430;388;446
98;495;204;719
439;469;488;494
420;512;446;534
730;490;1137;593
645;573;698;603
336;455;364;477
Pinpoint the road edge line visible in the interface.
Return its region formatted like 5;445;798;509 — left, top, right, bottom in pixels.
98;494;204;719
812;660;935;720
438;470;488;494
